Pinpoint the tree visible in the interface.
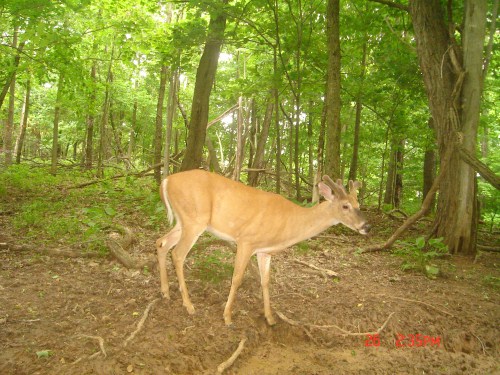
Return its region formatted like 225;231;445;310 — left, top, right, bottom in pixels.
408;0;488;254
324;0;342;179
181;1;228;171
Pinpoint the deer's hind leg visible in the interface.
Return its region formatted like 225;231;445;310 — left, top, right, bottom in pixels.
171;225;205;314
156;224;182;299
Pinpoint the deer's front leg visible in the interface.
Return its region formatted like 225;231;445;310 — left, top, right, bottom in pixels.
257;253;276;326
223;244;253;325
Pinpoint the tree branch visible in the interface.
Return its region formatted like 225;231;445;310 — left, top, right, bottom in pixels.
368;0;409;12
458;145;500;190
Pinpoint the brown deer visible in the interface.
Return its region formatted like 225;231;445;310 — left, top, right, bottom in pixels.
156;169;370;325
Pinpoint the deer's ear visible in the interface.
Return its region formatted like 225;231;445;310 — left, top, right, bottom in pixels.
318;182;335;201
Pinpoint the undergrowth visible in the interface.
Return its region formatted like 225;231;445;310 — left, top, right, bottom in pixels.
393;236;449;278
0;164;164;255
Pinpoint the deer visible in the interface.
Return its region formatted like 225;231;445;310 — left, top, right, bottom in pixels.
155;169;371;326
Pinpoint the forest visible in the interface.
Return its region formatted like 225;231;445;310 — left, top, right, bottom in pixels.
0;0;499;374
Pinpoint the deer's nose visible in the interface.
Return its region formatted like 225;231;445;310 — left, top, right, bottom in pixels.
360;223;371;234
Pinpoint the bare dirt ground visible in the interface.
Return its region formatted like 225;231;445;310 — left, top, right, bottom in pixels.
1;212;499;375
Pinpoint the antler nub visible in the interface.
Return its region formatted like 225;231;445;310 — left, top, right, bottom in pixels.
348;180;362;198
322;175;347;198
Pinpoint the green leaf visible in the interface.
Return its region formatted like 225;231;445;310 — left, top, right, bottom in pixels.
425;265;439;278
104;206;116;216
36;350;52;358
415;236;426;249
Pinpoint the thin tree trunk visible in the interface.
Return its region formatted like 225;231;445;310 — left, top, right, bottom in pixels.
84;58;97;170
50;76;64;175
248;99;274;186
181;1;227;171
97;46;114;178
15;79;31;164
163;68;178;176
348;41;367;182
233;96;244;181
127;98;138;170
3;25;20;166
154;64;168;184
324;0;342;179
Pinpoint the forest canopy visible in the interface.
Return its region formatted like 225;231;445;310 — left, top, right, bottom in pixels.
0;0;499;254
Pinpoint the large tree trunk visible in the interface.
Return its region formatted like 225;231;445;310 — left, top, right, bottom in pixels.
153;64;168;184
409;0;487;255
324;0;342;179
422;117;436;213
180;2;227;171
15;79;31;164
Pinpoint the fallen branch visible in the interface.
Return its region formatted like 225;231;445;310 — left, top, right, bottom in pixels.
65;162;162;190
123;298;160;347
276;310;395;337
380;294;454;317
106;226;139;269
217;337;247;374
294;259;339;278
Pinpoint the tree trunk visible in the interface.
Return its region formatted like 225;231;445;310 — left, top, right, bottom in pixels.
323;0;342;180
127;98;138;170
15;79;31;164
248;99;273;186
4;71;16;167
409;0;486;255
422;118;436;212
84;59;97;170
180;1;227;171
154;64;168;184
233;96;244;181
0;29;24;111
96;51;113;179
163;68;178;176
348;41;367;182
50;76;64;175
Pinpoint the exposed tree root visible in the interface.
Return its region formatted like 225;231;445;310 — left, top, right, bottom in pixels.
276;310;395;338
72;334;107;364
123;298;160;347
217;337;247;374
380;294;455;317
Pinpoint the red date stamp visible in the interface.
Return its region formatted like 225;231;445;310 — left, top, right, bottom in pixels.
365;333;441;348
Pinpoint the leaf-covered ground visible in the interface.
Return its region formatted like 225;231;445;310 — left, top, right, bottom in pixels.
0;168;499;374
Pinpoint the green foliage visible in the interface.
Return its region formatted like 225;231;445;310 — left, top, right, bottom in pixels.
192;249;233;284
393;236;449;279
482;275;500;291
0;165;165;256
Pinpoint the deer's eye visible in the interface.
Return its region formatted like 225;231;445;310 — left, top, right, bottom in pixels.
342;204;350;210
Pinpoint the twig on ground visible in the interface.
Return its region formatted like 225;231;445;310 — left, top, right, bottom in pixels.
276;310;395;338
471;333;487;355
76;334;107;358
217;337;247;374
123;298;160;347
294;259;339;278
380;294;454;317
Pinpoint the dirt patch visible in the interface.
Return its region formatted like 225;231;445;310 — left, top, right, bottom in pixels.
0;221;499;374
